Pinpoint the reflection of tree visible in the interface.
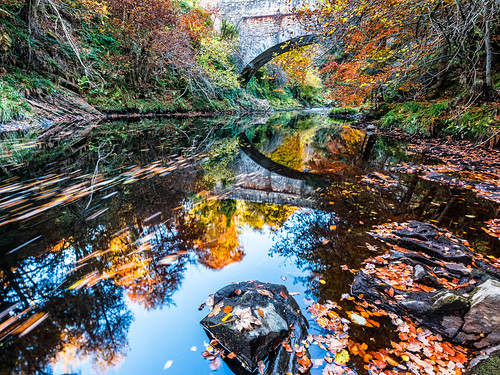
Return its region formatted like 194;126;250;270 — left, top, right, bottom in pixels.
0;164;201;373
239;202;296;232
0;116;247;374
0;266;132;374
189;200;244;270
308;125;365;176
270;134;303;170
271;209;369;302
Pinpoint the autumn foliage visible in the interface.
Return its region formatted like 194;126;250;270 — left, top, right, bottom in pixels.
294;0;499;105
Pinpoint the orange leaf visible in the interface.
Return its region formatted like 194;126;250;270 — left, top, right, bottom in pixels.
385;355;399;366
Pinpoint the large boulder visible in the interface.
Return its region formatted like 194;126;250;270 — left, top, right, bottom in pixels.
200;281;309;374
461;279;500;348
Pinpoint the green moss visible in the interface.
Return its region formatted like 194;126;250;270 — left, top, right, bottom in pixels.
330;107;359;116
430;291;469;312
444;105;499;140
380;101;499;141
467;351;500;375
380;101;449;136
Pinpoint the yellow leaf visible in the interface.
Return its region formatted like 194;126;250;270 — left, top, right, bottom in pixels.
221;313;233;322
336;349;350;364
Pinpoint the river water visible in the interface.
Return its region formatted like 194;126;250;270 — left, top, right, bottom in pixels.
0;111;498;374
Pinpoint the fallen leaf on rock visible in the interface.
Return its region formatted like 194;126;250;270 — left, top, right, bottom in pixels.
208;302;223;318
233;307;262;332
221;312;232;322
257;289;273;298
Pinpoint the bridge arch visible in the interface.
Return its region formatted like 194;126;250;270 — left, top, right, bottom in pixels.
239;34;318;85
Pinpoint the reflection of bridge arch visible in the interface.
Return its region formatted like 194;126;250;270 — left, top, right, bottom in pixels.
213;133;332;209
239;34;319;85
238;132;328;184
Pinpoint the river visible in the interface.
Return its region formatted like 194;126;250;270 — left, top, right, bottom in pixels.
0;111;498;374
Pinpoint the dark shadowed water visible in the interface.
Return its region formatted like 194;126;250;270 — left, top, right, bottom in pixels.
0;111;498;374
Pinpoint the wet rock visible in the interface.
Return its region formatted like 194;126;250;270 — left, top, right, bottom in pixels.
412;264;442;288
380;220;474;264
444;263;473;277
430;290;469;315
456;332;482;344
462;280;500;348
200;281;309;374
441;316;464;337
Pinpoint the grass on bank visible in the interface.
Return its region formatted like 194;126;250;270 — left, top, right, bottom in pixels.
380;101;500;143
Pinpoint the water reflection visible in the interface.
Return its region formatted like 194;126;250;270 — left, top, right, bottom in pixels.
0;112;498;374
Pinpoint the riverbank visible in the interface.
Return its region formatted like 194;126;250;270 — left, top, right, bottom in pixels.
0;83;322;133
329;102;500;147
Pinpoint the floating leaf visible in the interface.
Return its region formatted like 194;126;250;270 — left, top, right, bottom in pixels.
336;349;350;364
282;341;293;352
349;312;367;326
297;355;312;373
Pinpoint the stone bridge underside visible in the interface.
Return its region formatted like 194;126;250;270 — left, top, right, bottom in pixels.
199;0;317;84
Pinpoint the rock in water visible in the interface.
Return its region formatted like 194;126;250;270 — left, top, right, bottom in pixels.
200;281;309;374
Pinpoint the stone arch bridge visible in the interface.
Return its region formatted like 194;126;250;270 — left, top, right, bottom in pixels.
199;0;318;84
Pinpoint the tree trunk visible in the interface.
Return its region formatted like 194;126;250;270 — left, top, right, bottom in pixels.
484;1;493;98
